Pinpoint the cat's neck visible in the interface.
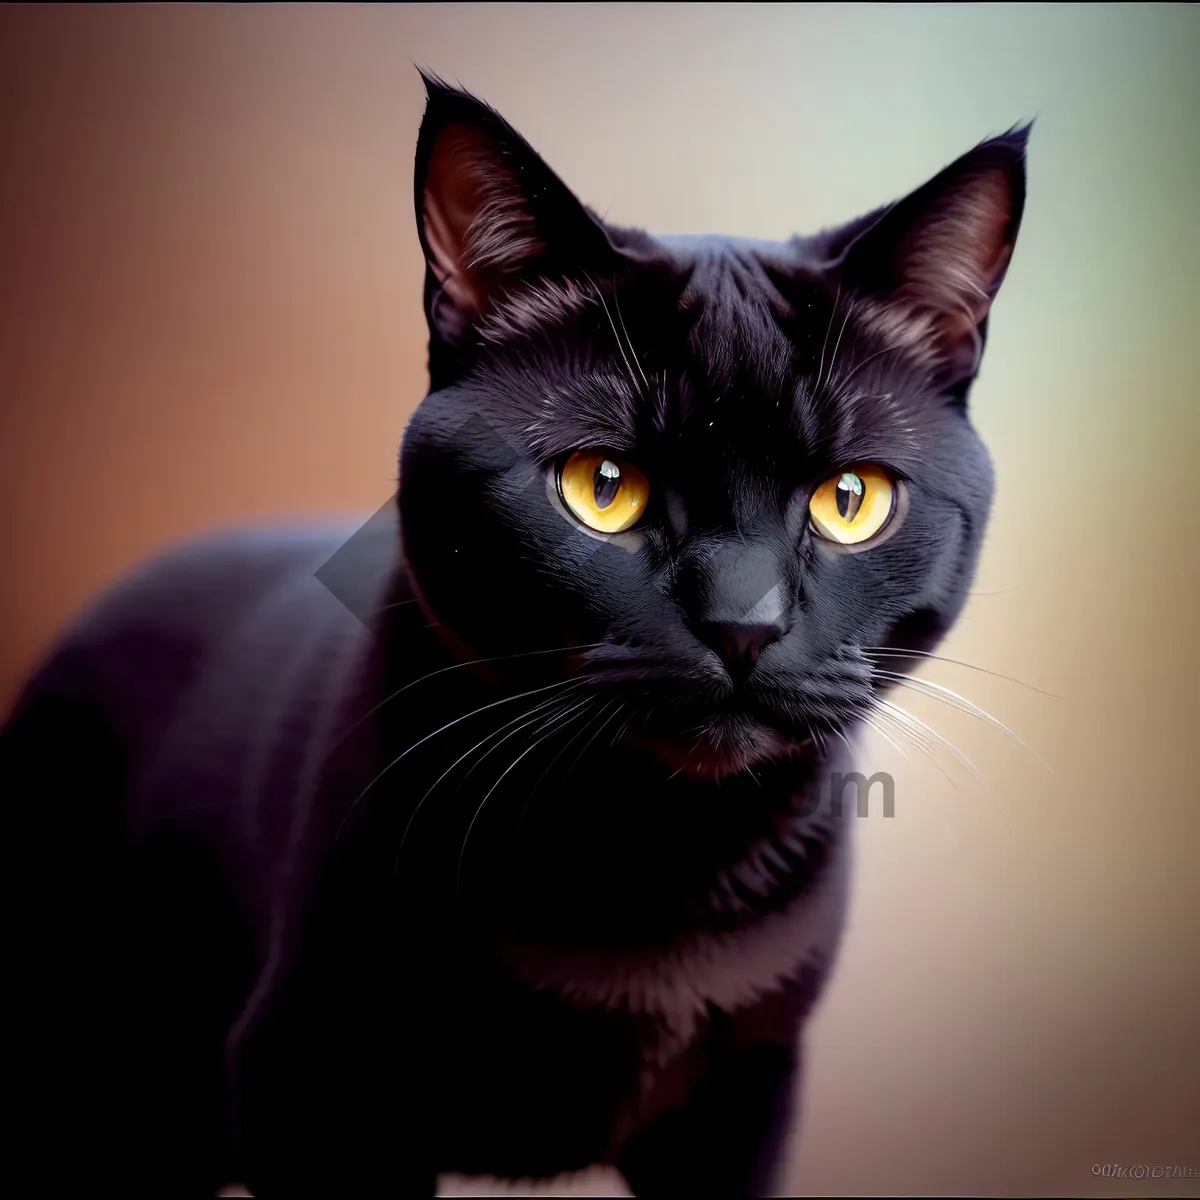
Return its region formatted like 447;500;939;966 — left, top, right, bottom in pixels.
361;562;853;964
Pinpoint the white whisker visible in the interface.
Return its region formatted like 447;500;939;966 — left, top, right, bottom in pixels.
861;645;1060;697
611;288;650;391
517;698;604;833
822;295;855;398
337;676;582;841
814;282;842;399
870;705;960;793
335;640;605;751
873;670;1052;773
879;702;1013;836
567;699;626;778
862;713;915;765
876;697;984;788
835;338;908;391
593;282;646;399
456;699;606;898
393;691;588;869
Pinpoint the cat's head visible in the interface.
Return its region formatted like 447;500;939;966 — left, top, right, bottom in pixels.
398;72;1028;781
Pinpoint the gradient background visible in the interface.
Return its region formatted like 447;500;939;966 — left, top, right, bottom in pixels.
2;5;1197;1196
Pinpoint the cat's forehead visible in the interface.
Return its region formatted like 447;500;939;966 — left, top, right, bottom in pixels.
656;233;782;257
653;235;806;404
483;234;930;474
648;238;937;461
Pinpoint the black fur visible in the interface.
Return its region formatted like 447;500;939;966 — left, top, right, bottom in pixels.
4;74;1028;1197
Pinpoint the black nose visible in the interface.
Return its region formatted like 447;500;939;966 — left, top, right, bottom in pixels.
697;621;787;678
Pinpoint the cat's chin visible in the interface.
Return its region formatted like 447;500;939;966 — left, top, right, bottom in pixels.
628;714;809;782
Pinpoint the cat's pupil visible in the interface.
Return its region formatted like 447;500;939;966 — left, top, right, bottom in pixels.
594;460;622;510
836;472;864;521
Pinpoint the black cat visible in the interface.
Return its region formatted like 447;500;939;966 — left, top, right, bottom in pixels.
4;72;1028;1198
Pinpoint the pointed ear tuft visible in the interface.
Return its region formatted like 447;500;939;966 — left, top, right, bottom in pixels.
422;121;546;317
839;124;1031;387
417;66;455;98
413;74;614;357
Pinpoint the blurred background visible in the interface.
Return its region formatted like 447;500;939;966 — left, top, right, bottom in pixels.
1;4;1197;1196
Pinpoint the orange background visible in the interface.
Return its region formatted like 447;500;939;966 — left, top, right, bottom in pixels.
2;6;1197;1196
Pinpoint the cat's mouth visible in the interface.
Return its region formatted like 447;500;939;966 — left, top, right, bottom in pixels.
570;643;828;780
627;710;808;781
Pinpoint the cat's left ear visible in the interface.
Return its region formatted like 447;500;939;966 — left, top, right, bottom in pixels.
414;71;617;361
833;124;1031;390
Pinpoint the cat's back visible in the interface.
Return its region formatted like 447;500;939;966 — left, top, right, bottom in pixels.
4;520;400;1192
4;519;394;885
9;521;368;743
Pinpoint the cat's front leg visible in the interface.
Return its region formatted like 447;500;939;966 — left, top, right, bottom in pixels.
616;1038;801;1199
233;979;440;1198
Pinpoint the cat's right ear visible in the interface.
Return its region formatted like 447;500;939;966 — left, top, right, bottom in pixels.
828;124;1031;391
414;71;616;359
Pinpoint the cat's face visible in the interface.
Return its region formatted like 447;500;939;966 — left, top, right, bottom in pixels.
399;74;1027;781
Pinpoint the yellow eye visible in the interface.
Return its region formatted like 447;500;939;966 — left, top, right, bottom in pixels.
809;463;896;546
558;450;650;534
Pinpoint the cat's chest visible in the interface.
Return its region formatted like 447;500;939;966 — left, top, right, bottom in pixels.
436;959;703;1176
438;848;849;1173
494;823;852;1025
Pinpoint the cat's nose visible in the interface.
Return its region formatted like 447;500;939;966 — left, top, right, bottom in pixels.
697;620;787;679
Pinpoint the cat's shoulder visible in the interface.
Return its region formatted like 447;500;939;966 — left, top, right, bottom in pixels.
8;520;380;726
70;521;363;647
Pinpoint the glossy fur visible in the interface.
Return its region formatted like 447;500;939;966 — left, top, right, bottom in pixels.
5;75;1028;1197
